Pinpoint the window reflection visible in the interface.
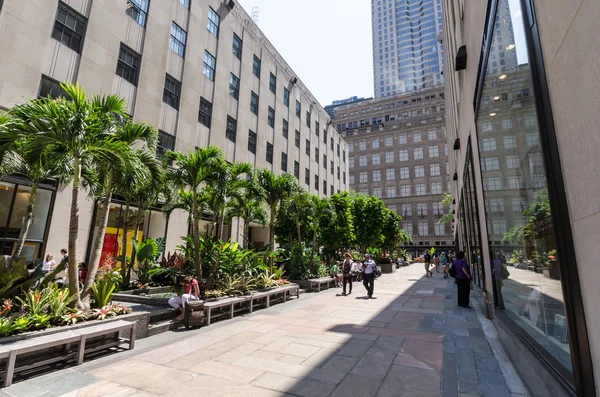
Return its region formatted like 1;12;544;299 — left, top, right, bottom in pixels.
477;0;571;372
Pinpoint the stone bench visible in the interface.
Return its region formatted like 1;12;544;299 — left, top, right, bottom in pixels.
308;277;335;292
1;320;135;387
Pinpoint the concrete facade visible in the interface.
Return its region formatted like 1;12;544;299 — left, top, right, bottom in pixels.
443;0;600;395
0;0;348;259
333;86;452;253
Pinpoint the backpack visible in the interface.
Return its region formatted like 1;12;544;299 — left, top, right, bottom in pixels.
449;262;457;278
424;254;431;262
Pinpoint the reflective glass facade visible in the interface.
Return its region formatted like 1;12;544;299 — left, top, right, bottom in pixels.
372;0;444;97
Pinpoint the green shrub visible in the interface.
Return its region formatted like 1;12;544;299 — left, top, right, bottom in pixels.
92;279;116;308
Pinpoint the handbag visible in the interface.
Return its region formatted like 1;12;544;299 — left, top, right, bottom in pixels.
373;264;382;278
501;265;510;280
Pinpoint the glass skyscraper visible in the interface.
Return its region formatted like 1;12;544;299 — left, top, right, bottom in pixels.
372;0;444;97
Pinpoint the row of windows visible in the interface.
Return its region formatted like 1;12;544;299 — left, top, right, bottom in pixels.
479;114;537;132
350;164;446;182
346;131;443;150
353;181;446;198
349;146;446;167
398;223;447;237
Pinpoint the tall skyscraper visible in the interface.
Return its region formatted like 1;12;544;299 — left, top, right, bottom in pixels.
372;0;444;97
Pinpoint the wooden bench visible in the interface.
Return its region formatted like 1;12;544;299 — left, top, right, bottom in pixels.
2;320;135;387
249;285;300;313
308;277;335;292
204;296;251;326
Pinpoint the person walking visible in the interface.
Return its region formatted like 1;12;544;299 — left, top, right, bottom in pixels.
433;254;441;273
42;253;56;273
424;251;432;277
440;252;448;278
362;253;377;298
454;251;472;308
341;253;353;295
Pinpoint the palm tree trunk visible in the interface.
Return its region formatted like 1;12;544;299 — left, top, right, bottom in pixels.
192;189;202;280
120;201;130;289
13;183;38;257
269;204;276;271
242;217;249;249
82;172;114;307
69;157;82;308
126;208;143;285
217;210;225;241
295;215;302;256
310;229;317;272
163;212;171;257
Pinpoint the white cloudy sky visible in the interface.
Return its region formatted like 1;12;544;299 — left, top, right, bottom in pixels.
236;0;374;106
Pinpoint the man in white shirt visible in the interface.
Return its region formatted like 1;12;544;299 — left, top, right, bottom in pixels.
362;254;377;298
351;260;362;282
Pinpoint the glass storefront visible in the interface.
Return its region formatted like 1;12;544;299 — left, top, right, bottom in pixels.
475;0;572;375
0;179;55;261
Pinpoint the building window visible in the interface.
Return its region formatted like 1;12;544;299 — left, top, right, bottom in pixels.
431;182;442;194
428;145;439;158
157;130;175;161
400;185;411;197
348;143;354;152
399;150;408;162
323;154;327;169
480;121;493;132
413;132;422;142
504;135;517;149
169;22;187;57
330;161;334;175
414;148;423;160
268;107;275;128
269;73;276;93
38;75;64;99
266;142;273;164
314;175;319;191
415;183;426;196
430;164;440;176
232;33;242;59
315;147;319;163
316;122;320;137
198;97;212;128
427;130;437;140
306;139;311;156
323;181;327;194
203;51;216;80
343;171;346;184
250;92;259;115
126;0;148;27
487;176;502;191
417;203;428;217
372;170;381;182
350;174;355;185
330;137;334;151
418;222;428;236
385;137;394;148
400;167;409;179
280;152;288;172
349;157;354;168
489;198;505;213
508;176;523;190
484;157;500;171
207;7;219;37
398;134;407;144
337;143;340;157
435;224;445;236
295;130;300;148
359;156;367;167
359;140;367;151
385;152;394;163
116;43;141;86
323;130;327;144
305;169;310;185
229;73;240;100
179;0;190;8
343;150;346;162
415;165;425;178
226;116;237;143
163;74;181;110
482;138;497;151
386;168;395;181
526;133;539;147
492;219;507;235
402;204;412;218
253;55;261;77
359;172;367;183
372;154;380;165
373;188;382;198
306;111;311;127
282;119;288;138
248;130;257;154
337;166;340;180
524;114;537;127
294;161;300;179
283;88;289;106
501;118;513;129
52;2;87;53
433;203;444;216
296;100;301;118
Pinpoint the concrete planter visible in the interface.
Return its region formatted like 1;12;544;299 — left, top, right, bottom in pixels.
378;262;396;273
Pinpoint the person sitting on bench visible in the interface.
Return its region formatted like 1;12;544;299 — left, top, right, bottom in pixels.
168;275;200;321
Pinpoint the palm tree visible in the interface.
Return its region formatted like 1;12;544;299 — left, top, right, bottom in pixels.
83;121;157;304
226;173;267;250
205;160;252;241
8;84;130;306
257;170;297;269
164;146;223;279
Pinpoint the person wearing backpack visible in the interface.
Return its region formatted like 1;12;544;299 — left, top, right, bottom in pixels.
454;251;472;308
424;252;432;277
341;253;353;295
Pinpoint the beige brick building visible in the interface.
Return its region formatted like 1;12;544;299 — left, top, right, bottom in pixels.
332;86;451;254
0;0;348;261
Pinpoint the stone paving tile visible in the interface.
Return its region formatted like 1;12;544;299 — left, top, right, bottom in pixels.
252;372;336;397
33;371;99;396
350;346;396;380
233;355;315;379
458;379;482;396
479;371;511;397
393;352;434;370
213;341;263;363
471;337;493;356
454;335;472;349
56;380;159;397
337;338;374;357
164;375;291;397
310;355;360;384
498;361;529;395
249;350;284;361
300;347;339;368
402;339;444;372
376;365;441;397
164;348;221;369
474;353;501;373
453;328;469;336
373;336;404;353
190;359;264;383
2;381;48;397
330;374;381;397
442;353;458;392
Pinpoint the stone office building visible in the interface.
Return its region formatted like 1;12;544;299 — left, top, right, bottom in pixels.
0;0;348;261
443;0;600;395
332;86;452;254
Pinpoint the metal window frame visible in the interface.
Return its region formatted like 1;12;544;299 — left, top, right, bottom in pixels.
250;91;259;115
247;130;257;154
163;74;181;110
266;142;273;164
225;116;237;143
269;73;276;93
252;55;261;77
198;97;212;128
116;43;141;86
207;7;220;37
169;22;187;58
52;1;87;54
232;33;242;59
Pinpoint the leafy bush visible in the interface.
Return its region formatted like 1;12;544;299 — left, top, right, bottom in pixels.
92;279;116;308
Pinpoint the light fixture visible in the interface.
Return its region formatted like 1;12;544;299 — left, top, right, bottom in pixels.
453;138;460;150
493;96;500;101
499;74;507;80
506;44;515;50
452;199;456;204
490;112;497;116
453;172;458;181
455;45;467;71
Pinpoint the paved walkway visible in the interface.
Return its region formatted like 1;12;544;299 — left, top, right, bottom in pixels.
1;264;530;397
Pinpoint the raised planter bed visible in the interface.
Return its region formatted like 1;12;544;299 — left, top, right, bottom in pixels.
378;262;395;273
112;287;176;307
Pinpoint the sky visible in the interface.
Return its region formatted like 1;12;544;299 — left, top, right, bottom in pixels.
236;0;374;106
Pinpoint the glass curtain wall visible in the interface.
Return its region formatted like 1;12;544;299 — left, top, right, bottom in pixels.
476;0;572;376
